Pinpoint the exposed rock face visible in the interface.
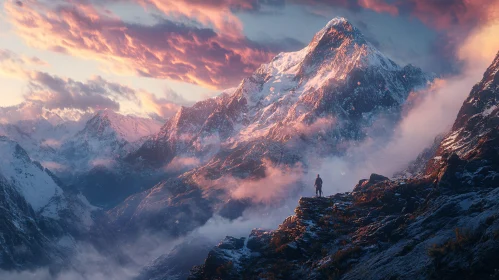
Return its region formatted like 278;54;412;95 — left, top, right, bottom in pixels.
425;51;499;187
188;52;499;279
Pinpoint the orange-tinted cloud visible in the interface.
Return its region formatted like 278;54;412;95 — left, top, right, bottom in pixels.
358;0;397;15
6;0;497;92
138;91;182;119
4;0;300;89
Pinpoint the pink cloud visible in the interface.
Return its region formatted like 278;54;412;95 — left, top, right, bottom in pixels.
197;159;304;204
138;91;182;119
41;138;63;149
229;160;304;203
4;0;283;89
90;158;116;168
164;156;201;172
41;161;68;172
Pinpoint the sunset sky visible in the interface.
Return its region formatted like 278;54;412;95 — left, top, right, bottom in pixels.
1;0;498;120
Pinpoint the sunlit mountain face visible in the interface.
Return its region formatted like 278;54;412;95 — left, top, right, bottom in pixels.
0;0;498;279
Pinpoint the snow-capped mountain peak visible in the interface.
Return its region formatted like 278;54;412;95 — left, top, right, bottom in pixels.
249;17;404;107
131;17;433;168
81;109;162;143
299;17;399;84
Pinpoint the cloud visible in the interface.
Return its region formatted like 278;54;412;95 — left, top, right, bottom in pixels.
41;139;63;149
25;72;137;112
199;159;304;204
0;233;183;280
0;203;295;280
5;0;497;92
292;117;336;137
229;161;304;203
284;0;496;30
0;48;47;78
138;91;182;119
397;0;497;30
41;161;68;172
0;49;185;122
189;202;296;242
0;49;137;115
4;0;298;89
164;156;201;173
458;19;499;65
90;158;116;168
357;0;398;15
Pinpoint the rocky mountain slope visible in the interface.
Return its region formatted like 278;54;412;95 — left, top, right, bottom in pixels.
0;136;95;270
189;51;499;279
110;18;433;235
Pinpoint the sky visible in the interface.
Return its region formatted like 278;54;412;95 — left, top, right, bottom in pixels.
0;0;498;121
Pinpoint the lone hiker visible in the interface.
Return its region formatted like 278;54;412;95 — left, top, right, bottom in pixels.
314;174;323;197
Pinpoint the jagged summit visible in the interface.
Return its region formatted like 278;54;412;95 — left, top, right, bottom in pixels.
255;17;405;106
323;17;350;29
310;17;365;47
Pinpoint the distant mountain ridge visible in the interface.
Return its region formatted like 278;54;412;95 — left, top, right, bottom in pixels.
0;108;162;173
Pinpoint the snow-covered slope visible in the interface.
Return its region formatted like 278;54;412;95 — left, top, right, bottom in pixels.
0;136;65;217
0;101;90;126
0;118;86;171
0;136;99;270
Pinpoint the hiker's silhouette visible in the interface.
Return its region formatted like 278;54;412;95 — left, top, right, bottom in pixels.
314;174;323;197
